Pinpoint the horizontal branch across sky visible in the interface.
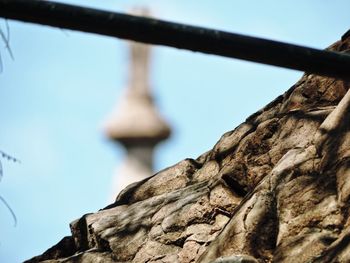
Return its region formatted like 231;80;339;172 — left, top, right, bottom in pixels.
0;0;350;80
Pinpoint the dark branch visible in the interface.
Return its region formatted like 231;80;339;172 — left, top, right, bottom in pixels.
0;0;350;80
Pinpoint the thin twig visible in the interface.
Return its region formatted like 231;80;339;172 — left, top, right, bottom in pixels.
0;19;14;60
0;195;17;226
5;19;9;42
0;150;21;163
0;151;20;226
5;19;14;60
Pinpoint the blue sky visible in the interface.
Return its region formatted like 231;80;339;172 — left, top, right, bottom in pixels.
0;1;349;262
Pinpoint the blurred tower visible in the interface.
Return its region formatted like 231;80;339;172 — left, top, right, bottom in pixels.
104;8;171;196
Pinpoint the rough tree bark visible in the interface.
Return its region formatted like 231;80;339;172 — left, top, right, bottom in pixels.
26;32;350;263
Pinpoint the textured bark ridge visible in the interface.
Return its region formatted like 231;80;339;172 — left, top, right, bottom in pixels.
27;32;350;263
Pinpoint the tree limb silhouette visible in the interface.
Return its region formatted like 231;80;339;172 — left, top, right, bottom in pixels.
0;0;349;80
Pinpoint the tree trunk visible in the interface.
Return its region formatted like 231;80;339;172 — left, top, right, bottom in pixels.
26;33;350;263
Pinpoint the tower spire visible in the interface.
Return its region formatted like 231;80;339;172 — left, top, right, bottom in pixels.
129;38;150;97
104;8;171;196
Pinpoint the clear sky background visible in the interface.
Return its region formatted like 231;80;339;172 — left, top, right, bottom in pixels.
0;1;348;262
